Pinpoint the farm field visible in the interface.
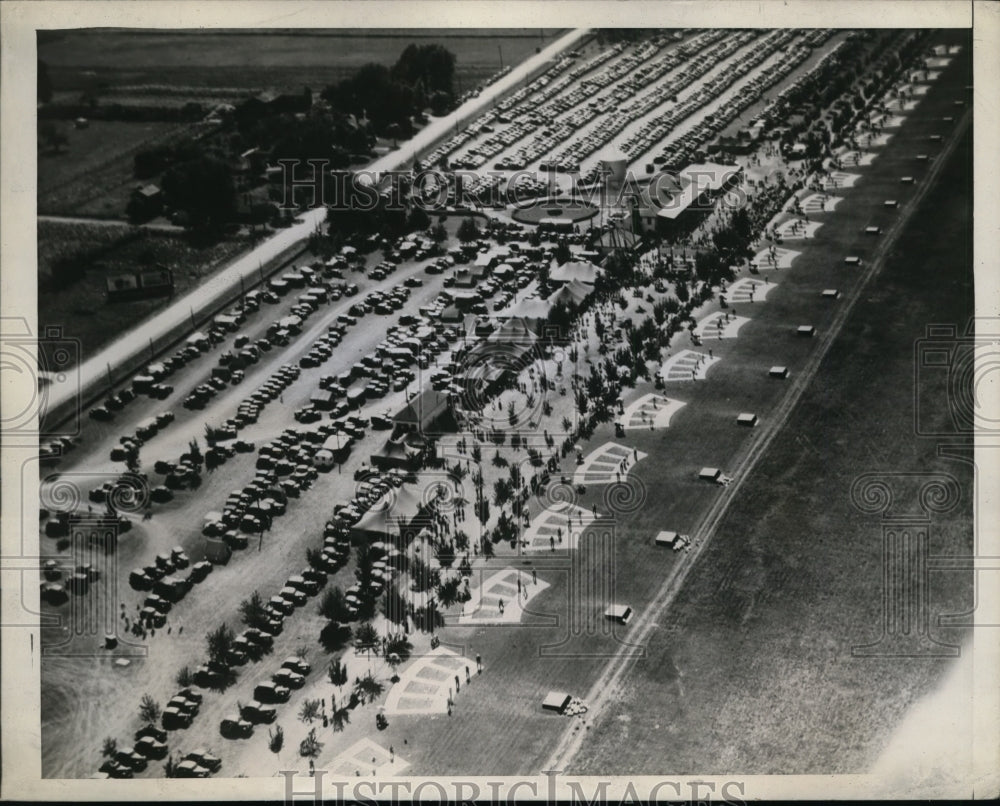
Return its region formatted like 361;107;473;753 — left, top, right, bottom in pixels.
38;29;563;96
37;221;252;362
37;120;199;217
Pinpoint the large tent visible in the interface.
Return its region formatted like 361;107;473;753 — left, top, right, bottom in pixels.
351;483;427;543
550;260;602;286
548;279;592;308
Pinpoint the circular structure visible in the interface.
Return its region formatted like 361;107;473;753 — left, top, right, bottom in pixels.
601;145;629;190
510;197;599;226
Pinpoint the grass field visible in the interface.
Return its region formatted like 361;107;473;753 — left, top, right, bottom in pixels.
570;59;974;774
37;221;251;362
37;119;197;217
39;29;563;95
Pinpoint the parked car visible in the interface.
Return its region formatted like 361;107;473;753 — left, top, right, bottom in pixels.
219;715;253;739
174;759;211;778
281;656;311;675
253;681;290;703
272;668;306;689
134;736;168;759
240;700;277;724
184;748;222;773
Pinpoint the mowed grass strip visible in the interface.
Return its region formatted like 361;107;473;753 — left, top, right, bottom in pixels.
571;51;974;776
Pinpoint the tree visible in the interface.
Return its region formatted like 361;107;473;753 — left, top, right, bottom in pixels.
392;43;456;98
101;736;118;758
175;666;193;687
436;575;462;609
385;635;413;662
298;698;322;724
353;622;380;660
554;241;572;264
299;727;323;759
317;586;351;624
327;657;349;688
164;754;179;778
138;694;161;724
206;623;235;666
457;217;480;243
409;555;440;593
161;156;237;232
239;591;270;631
471;444;482;465
330;698;351;732
493;478;513;508
268;724;284;754
353;671;385;704
407;205;431;231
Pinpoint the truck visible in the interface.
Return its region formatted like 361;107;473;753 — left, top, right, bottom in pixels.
203;537;232;565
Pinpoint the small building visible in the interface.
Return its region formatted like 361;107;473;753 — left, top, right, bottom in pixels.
844;256;862;265
736;412;758;427
393;389;453;434
129;184;163;220
698;467;722;482
655;530;689;549
604;604;634;625
822;289;841;299
542;692;572;714
864;226;881;235
797;325;816;338
884;199;898;208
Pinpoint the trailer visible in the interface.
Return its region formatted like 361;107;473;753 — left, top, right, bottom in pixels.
604;604;634;625
655;530;689;550
542;691;572;714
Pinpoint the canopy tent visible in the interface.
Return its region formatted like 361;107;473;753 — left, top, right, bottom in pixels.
547;279;591;308
507;296;552;325
351;483;426;542
550;260;602;286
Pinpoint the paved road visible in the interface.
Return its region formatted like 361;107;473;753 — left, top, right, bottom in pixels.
43;27;590;417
